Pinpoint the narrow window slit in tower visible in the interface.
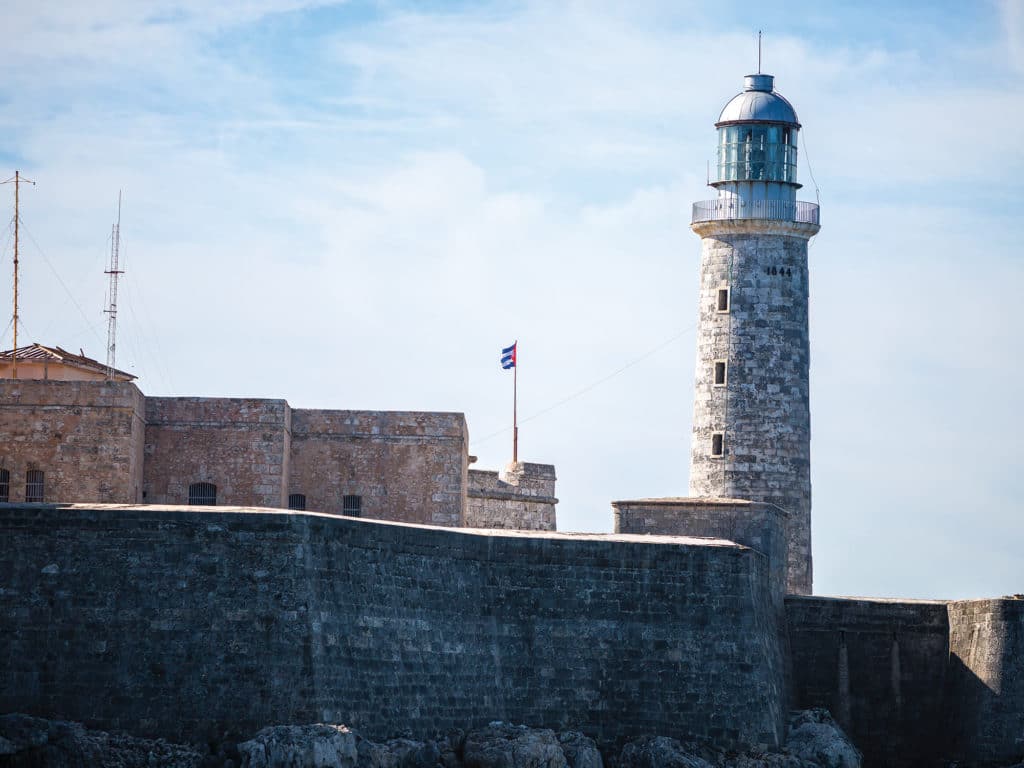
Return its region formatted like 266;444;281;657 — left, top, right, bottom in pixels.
714;360;727;386
716;288;730;313
711;433;725;457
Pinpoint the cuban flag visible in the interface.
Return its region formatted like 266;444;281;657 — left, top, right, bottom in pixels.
501;342;517;370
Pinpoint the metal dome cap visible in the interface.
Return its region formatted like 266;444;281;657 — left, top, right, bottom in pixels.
716;74;800;128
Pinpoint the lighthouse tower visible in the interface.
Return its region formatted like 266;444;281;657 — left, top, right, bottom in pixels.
688;72;820;595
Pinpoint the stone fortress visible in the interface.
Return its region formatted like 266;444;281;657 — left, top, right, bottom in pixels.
0;344;558;530
1;73;1022;768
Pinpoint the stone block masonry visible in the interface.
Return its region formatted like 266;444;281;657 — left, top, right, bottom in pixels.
0;504;787;751
786;596;950;768
144;397;291;508
289;410;469;526
689;221;818;595
466;462;557;530
612;498;789;607
0;380;145;503
946;598;1024;764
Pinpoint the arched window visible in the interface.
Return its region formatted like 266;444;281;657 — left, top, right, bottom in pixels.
288;493;306;511
25;470;44;503
0;468;9;502
188;482;217;506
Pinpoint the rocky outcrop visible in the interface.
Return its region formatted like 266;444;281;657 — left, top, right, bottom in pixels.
556;732;602;768
616;735;714;768
783;710;861;768
237;725;358;768
0;711;858;768
463;723;566;768
0;713;203;767
613;710;859;768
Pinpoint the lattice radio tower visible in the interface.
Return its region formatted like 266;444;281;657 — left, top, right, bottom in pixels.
104;191;124;379
2;170;35;379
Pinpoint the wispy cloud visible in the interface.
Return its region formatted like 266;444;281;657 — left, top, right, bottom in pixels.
0;1;1021;599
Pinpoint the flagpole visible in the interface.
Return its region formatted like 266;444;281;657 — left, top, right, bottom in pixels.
512;352;518;463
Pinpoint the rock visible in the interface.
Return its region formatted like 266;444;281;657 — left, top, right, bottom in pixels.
357;735;442;768
617;736;713;768
784;710;861;768
717;752;815;768
238;724;358;768
464;723;567;768
557;732;602;768
0;712;203;767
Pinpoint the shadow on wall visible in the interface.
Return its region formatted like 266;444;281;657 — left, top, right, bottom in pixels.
944;599;1024;765
786;596;1024;768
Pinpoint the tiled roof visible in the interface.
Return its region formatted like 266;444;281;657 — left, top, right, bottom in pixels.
0;343;136;380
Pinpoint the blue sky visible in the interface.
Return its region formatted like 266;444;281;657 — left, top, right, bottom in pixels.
2;0;1022;599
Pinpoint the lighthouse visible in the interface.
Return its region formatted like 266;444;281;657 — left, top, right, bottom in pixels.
688;72;820;595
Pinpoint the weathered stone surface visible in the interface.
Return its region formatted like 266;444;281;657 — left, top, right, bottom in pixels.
238;724;358;768
0;505;786;750
616;736;713;768
786;596;949;767
290;410;470;526
556;732;602;768
946;599;1024;765
463;723;566;768
0;713;202;767
356;735;442;768
466;463;557;531
687;224;816;595
0;379;145;504
783;711;860;768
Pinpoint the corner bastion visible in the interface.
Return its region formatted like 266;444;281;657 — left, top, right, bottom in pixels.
0;503;787;750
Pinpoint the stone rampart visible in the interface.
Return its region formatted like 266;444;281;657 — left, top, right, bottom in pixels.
289;410;468;525
144;397;291;508
946;598;1024;764
466;462;557;530
0;379;145;504
0;504;785;750
612;498;789;605
785;596;950;767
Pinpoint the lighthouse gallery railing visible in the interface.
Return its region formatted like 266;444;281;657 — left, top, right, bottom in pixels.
692;199;820;225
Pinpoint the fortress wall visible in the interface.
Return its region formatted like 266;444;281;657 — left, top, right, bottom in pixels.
946;598;1024;764
0;380;145;503
785;596;950;767
466;462;557;530
612;499;789;605
289;410;468;525
0;504;786;750
144;398;291;508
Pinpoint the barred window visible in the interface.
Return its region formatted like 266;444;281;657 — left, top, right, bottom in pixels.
25;470;44;503
342;494;362;517
0;468;9;502
288;493;306;511
188;482;217;506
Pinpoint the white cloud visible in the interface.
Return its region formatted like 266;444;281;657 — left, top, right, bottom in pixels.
1;1;1022;599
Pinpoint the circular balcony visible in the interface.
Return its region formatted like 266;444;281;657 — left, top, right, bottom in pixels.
692;199;820;225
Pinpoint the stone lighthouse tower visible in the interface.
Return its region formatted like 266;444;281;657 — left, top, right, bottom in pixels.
688;72;820;594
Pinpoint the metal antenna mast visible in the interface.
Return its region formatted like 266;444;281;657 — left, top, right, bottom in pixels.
758;30;762;74
104;191;125;379
2;170;36;379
